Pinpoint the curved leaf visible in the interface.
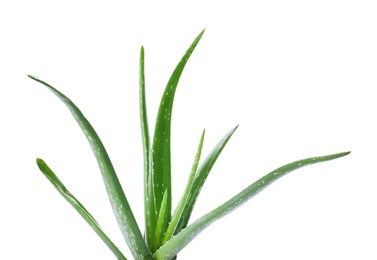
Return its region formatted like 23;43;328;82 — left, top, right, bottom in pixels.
151;29;205;242
36;158;127;260
154;151;351;260
28;75;153;260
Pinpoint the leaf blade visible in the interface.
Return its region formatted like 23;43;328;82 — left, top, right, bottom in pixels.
162;129;205;245
151;29;205;241
139;46;157;251
174;125;238;234
154;151;351;260
29;75;153;260
154;189;168;248
36;158;128;260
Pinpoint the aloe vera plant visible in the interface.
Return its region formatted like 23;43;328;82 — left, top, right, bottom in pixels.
29;29;350;260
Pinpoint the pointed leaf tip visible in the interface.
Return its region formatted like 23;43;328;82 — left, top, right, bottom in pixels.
154;151;351;259
35;159;128;259
198;29;205;38
32;76;152;259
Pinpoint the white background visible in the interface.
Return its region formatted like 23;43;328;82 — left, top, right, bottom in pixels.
1;1;376;259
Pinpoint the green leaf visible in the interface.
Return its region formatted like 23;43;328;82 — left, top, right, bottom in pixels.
28;75;153;260
174;125;238;234
162;129;205;245
154;189;168;248
154;151;351;260
151;29;205;239
139;46;157;252
36;158;128;260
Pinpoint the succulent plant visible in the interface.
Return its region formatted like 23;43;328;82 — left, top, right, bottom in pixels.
29;29;350;260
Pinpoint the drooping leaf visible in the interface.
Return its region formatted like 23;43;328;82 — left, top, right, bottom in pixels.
174;125;238;234
162;129;205;245
139;46;157;251
151;29;205;239
28;75;153;260
36;158;127;260
154;151;351;260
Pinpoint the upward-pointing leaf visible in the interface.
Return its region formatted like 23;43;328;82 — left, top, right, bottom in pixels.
139;46;157;252
154;151;351;260
151;29;205;240
154;189;169;246
28;75;153;260
174;125;238;234
162;129;205;245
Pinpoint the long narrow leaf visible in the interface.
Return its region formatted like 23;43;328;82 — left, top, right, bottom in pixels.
36;158;127;260
28;75;153;260
162;129;205;245
139;46;157;251
154;151;351;260
174;125;238;234
151;29;205;239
